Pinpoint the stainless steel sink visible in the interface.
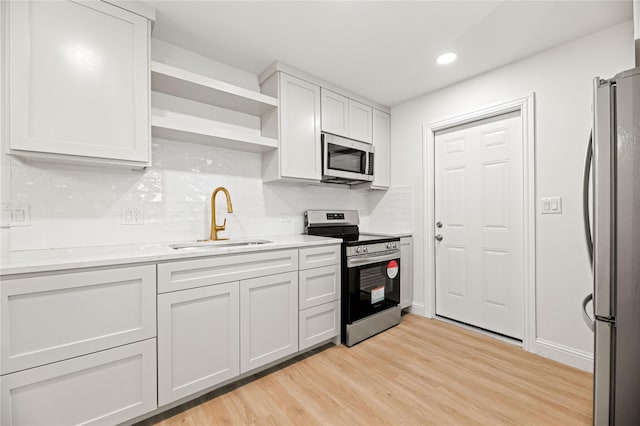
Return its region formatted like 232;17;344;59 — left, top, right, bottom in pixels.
169;239;272;250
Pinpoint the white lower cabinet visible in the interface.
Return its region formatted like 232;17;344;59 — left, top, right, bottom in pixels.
299;300;340;351
240;272;298;373
299;264;340;310
400;237;414;309
157;282;240;406
0;339;157;426
0;265;156;375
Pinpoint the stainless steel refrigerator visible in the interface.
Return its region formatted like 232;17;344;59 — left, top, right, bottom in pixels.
582;67;640;425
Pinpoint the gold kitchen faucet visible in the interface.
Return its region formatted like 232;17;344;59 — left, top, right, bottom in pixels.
210;187;233;240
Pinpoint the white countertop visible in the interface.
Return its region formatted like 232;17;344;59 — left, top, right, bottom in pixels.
0;234;342;276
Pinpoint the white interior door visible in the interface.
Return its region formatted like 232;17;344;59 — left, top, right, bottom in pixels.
434;111;524;340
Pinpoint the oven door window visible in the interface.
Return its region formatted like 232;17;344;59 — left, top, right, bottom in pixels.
327;143;366;174
347;258;400;323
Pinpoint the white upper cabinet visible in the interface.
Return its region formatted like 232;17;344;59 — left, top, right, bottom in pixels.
7;0;151;167
261;72;322;182
321;88;372;144
320;89;349;137
371;109;391;189
348;100;373;144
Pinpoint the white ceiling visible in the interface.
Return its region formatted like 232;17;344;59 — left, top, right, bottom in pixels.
148;1;632;107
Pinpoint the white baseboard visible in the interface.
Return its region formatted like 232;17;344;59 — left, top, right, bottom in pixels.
535;338;593;372
409;302;426;316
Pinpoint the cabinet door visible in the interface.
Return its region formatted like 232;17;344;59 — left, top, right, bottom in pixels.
321;89;349;137
348;100;373;144
400;237;413;309
1;265;156;374
371;109;391;189
279;73;321;180
8;0;150;164
0;339;157;426
240;272;298;373
299;300;340;351
158;282;239;406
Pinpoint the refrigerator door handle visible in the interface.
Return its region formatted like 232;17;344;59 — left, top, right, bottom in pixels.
593;78;613;319
581;293;594;331
583;132;594;269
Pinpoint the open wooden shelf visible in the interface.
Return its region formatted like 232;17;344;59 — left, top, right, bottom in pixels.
151;61;278;116
151;110;278;153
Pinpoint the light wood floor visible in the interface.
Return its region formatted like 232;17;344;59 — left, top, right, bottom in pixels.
147;313;593;425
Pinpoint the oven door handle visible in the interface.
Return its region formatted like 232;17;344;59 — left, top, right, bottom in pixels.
347;251;400;268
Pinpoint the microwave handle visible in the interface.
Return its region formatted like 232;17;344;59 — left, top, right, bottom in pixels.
363;151;370;175
368;152;375;176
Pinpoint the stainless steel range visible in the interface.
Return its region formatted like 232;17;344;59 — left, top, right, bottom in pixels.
305;210;401;346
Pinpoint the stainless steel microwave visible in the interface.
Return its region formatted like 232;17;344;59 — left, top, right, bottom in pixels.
321;133;374;184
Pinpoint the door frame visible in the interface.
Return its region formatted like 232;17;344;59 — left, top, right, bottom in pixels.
422;94;536;352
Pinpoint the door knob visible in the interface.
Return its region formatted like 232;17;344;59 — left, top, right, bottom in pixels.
436;222;443;228
435;234;444;241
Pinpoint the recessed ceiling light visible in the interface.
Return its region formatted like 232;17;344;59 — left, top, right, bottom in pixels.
437;52;457;65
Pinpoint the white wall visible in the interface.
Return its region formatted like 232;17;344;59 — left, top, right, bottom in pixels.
2;40;371;251
390;21;635;369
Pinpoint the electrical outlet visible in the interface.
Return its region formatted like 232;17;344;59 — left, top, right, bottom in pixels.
121;206;144;225
279;215;291;223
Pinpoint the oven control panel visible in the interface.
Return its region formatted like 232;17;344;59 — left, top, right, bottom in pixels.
346;240;400;257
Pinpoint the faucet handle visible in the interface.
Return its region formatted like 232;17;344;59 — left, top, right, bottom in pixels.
216;218;227;231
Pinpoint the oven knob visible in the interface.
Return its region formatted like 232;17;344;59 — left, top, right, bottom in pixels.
386;242;391;249
392;243;397;249
356;247;362;253
363;246;368;253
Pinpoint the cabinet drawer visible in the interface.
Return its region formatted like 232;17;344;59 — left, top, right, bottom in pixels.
1;265;156;374
158;249;298;293
0;338;157;426
299;301;340;351
299;245;341;270
299;264;340;310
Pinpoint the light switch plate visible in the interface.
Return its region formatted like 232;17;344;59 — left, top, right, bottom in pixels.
541;196;562;214
2;204;32;226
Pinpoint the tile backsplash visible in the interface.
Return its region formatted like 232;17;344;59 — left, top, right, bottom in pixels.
7;138;373;251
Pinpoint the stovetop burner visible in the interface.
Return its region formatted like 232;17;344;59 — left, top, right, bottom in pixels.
304;209;399;247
